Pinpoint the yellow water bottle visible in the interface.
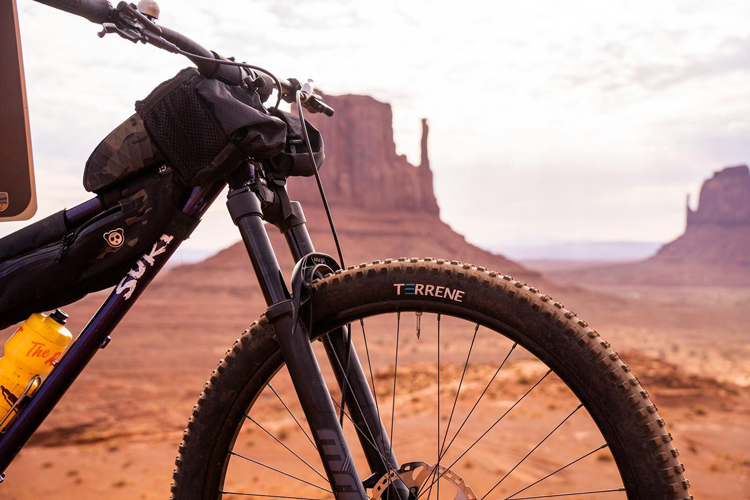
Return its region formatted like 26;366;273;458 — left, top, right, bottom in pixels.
0;309;72;431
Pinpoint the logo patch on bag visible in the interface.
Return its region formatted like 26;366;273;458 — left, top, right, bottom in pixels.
104;228;125;248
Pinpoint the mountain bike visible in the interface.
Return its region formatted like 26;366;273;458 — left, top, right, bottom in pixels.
0;1;692;499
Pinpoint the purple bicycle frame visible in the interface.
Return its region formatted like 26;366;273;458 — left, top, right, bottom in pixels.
0;179;226;477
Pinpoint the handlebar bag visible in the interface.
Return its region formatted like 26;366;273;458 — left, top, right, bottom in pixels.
135;68;287;187
267;109;325;177
0;169;199;330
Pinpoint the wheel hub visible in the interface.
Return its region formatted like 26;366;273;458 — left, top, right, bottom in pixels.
370;461;477;500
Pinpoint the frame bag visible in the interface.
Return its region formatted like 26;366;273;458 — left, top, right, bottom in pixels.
0;116;199;330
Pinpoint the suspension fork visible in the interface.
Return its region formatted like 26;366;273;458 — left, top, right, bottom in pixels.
277;201;410;499
227;187;373;499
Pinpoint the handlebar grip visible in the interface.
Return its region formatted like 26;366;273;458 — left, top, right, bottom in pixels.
312;99;335;117
34;0;112;24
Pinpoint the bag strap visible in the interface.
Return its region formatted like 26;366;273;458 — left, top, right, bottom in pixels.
270;173;294;220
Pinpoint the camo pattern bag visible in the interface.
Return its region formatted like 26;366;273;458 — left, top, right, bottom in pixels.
83;114;163;193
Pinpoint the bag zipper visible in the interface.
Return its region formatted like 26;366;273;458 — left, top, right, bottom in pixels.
55;204;123;262
0;243;61;278
0;203;124;277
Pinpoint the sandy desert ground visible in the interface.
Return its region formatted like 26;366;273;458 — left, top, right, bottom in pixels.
1;233;749;500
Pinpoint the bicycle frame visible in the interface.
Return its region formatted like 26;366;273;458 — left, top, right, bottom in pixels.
0;173;407;499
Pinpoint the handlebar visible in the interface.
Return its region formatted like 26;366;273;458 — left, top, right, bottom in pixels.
32;0;334;117
157;25;246;86
35;0;113;24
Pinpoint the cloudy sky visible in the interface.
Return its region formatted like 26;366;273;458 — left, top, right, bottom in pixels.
5;0;750;260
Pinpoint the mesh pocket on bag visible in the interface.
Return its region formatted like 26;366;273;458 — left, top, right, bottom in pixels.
142;80;228;185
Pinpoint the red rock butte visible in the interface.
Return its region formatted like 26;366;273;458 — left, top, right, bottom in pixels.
686;165;750;229
655;164;750;267
289;94;440;216
161;94;538;296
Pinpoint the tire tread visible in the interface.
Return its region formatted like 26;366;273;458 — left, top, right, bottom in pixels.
171;259;691;500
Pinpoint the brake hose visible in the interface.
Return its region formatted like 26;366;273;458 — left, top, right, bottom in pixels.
294;90;352;425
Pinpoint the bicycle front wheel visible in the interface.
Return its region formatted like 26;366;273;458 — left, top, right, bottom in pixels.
171;258;691;500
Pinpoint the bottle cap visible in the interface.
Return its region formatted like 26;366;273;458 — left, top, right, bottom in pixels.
49;309;69;326
26;310;73;346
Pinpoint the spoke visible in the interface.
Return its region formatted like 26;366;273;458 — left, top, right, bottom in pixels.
360;318;387;453
229;451;331;493
440;323;479;454
422;323;479;499
426;314;442;500
220;492;327;500
267;383;317;451
417;370;551;499
245;415;328;483
418;338;515;499
481;403;584;499
505;487;626;499
439;342;517;461
437;314;441;500
504;444;609;500
389;311;401;460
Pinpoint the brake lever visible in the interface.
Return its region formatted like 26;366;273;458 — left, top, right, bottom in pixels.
98;21;139;42
117;1;161;34
98;1;162;44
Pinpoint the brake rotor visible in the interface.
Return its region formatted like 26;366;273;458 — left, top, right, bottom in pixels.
370;461;477;500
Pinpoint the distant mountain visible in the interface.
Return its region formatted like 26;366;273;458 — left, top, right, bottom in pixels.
545;165;750;287
494;240;662;262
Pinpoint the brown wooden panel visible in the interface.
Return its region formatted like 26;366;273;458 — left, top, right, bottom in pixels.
0;0;37;220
